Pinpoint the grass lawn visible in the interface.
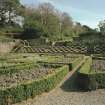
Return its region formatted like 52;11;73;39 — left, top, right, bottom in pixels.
79;57;92;74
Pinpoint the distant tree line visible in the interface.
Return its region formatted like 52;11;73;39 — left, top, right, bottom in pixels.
0;0;98;42
21;3;95;41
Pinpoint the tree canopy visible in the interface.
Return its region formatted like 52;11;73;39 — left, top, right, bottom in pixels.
0;0;23;27
21;3;94;41
0;1;95;42
98;20;105;35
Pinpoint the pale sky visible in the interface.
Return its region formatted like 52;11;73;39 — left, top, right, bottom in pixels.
20;0;105;28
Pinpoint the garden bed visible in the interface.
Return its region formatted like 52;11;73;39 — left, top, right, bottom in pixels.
0;65;69;105
0;54;71;105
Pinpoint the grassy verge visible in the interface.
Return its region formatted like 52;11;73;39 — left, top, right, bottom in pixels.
78;57;92;74
72;56;84;69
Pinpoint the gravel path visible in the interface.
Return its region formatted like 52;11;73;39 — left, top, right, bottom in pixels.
14;87;105;105
14;73;105;105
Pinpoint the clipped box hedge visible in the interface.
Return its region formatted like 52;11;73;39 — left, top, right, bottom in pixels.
77;57;97;90
77;57;105;90
0;63;39;75
94;72;105;88
77;73;97;90
0;65;69;105
77;72;105;90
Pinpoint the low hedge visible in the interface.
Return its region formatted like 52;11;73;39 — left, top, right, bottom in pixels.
95;73;105;88
77;57;97;90
0;63;39;75
77;57;105;90
0;65;69;105
77;73;97;90
77;72;105;90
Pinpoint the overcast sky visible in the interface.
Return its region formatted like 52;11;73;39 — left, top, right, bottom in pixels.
20;0;105;28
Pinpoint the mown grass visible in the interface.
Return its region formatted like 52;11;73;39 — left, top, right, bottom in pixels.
79;57;92;74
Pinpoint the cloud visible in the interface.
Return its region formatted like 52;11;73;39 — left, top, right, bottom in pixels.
39;0;54;4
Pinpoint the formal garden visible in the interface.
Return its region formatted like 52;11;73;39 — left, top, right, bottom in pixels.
0;48;105;105
0;53;85;105
1;0;105;105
